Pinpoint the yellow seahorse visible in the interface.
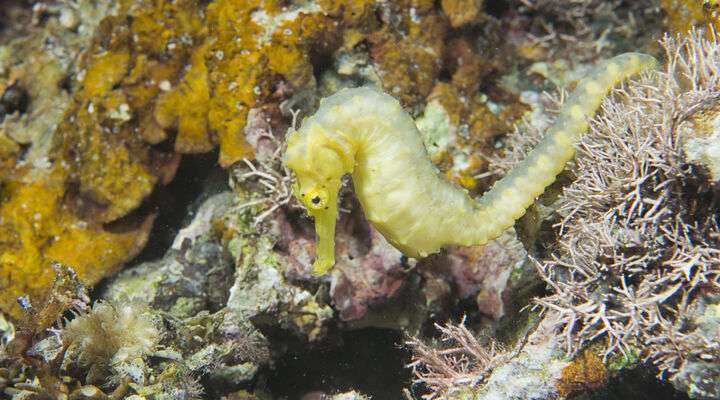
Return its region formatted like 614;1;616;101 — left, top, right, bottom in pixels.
284;53;657;275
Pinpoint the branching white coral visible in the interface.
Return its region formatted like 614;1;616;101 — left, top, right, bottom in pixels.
512;28;720;382
231;131;297;227
406;318;505;399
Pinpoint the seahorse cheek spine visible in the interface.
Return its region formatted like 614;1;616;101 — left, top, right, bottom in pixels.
284;53;657;275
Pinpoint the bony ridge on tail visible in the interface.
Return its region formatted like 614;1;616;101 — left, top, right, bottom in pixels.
284;53;658;275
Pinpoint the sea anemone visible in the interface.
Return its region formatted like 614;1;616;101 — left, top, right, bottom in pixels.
61;301;160;384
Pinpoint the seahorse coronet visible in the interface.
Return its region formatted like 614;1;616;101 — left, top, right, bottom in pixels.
284;52;658;275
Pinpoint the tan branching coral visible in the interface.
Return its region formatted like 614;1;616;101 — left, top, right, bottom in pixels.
518;28;720;387
406;319;505;399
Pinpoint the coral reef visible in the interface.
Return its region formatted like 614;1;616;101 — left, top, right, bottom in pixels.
0;170;156;320
530;29;719;379
0;0;522;322
2;0;718;399
454;28;716;399
2;257;270;399
0;0;157;320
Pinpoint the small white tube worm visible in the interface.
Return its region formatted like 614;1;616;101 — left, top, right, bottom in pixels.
284;52;657;275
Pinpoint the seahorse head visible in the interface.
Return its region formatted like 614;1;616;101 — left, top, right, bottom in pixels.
284;121;355;275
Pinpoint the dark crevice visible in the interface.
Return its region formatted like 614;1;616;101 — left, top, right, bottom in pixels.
310;49;336;86
128;150;227;265
0;81;31;123
262;328;412;400
484;0;511;19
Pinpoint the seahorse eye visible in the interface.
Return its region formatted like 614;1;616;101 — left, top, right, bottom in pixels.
305;187;328;211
